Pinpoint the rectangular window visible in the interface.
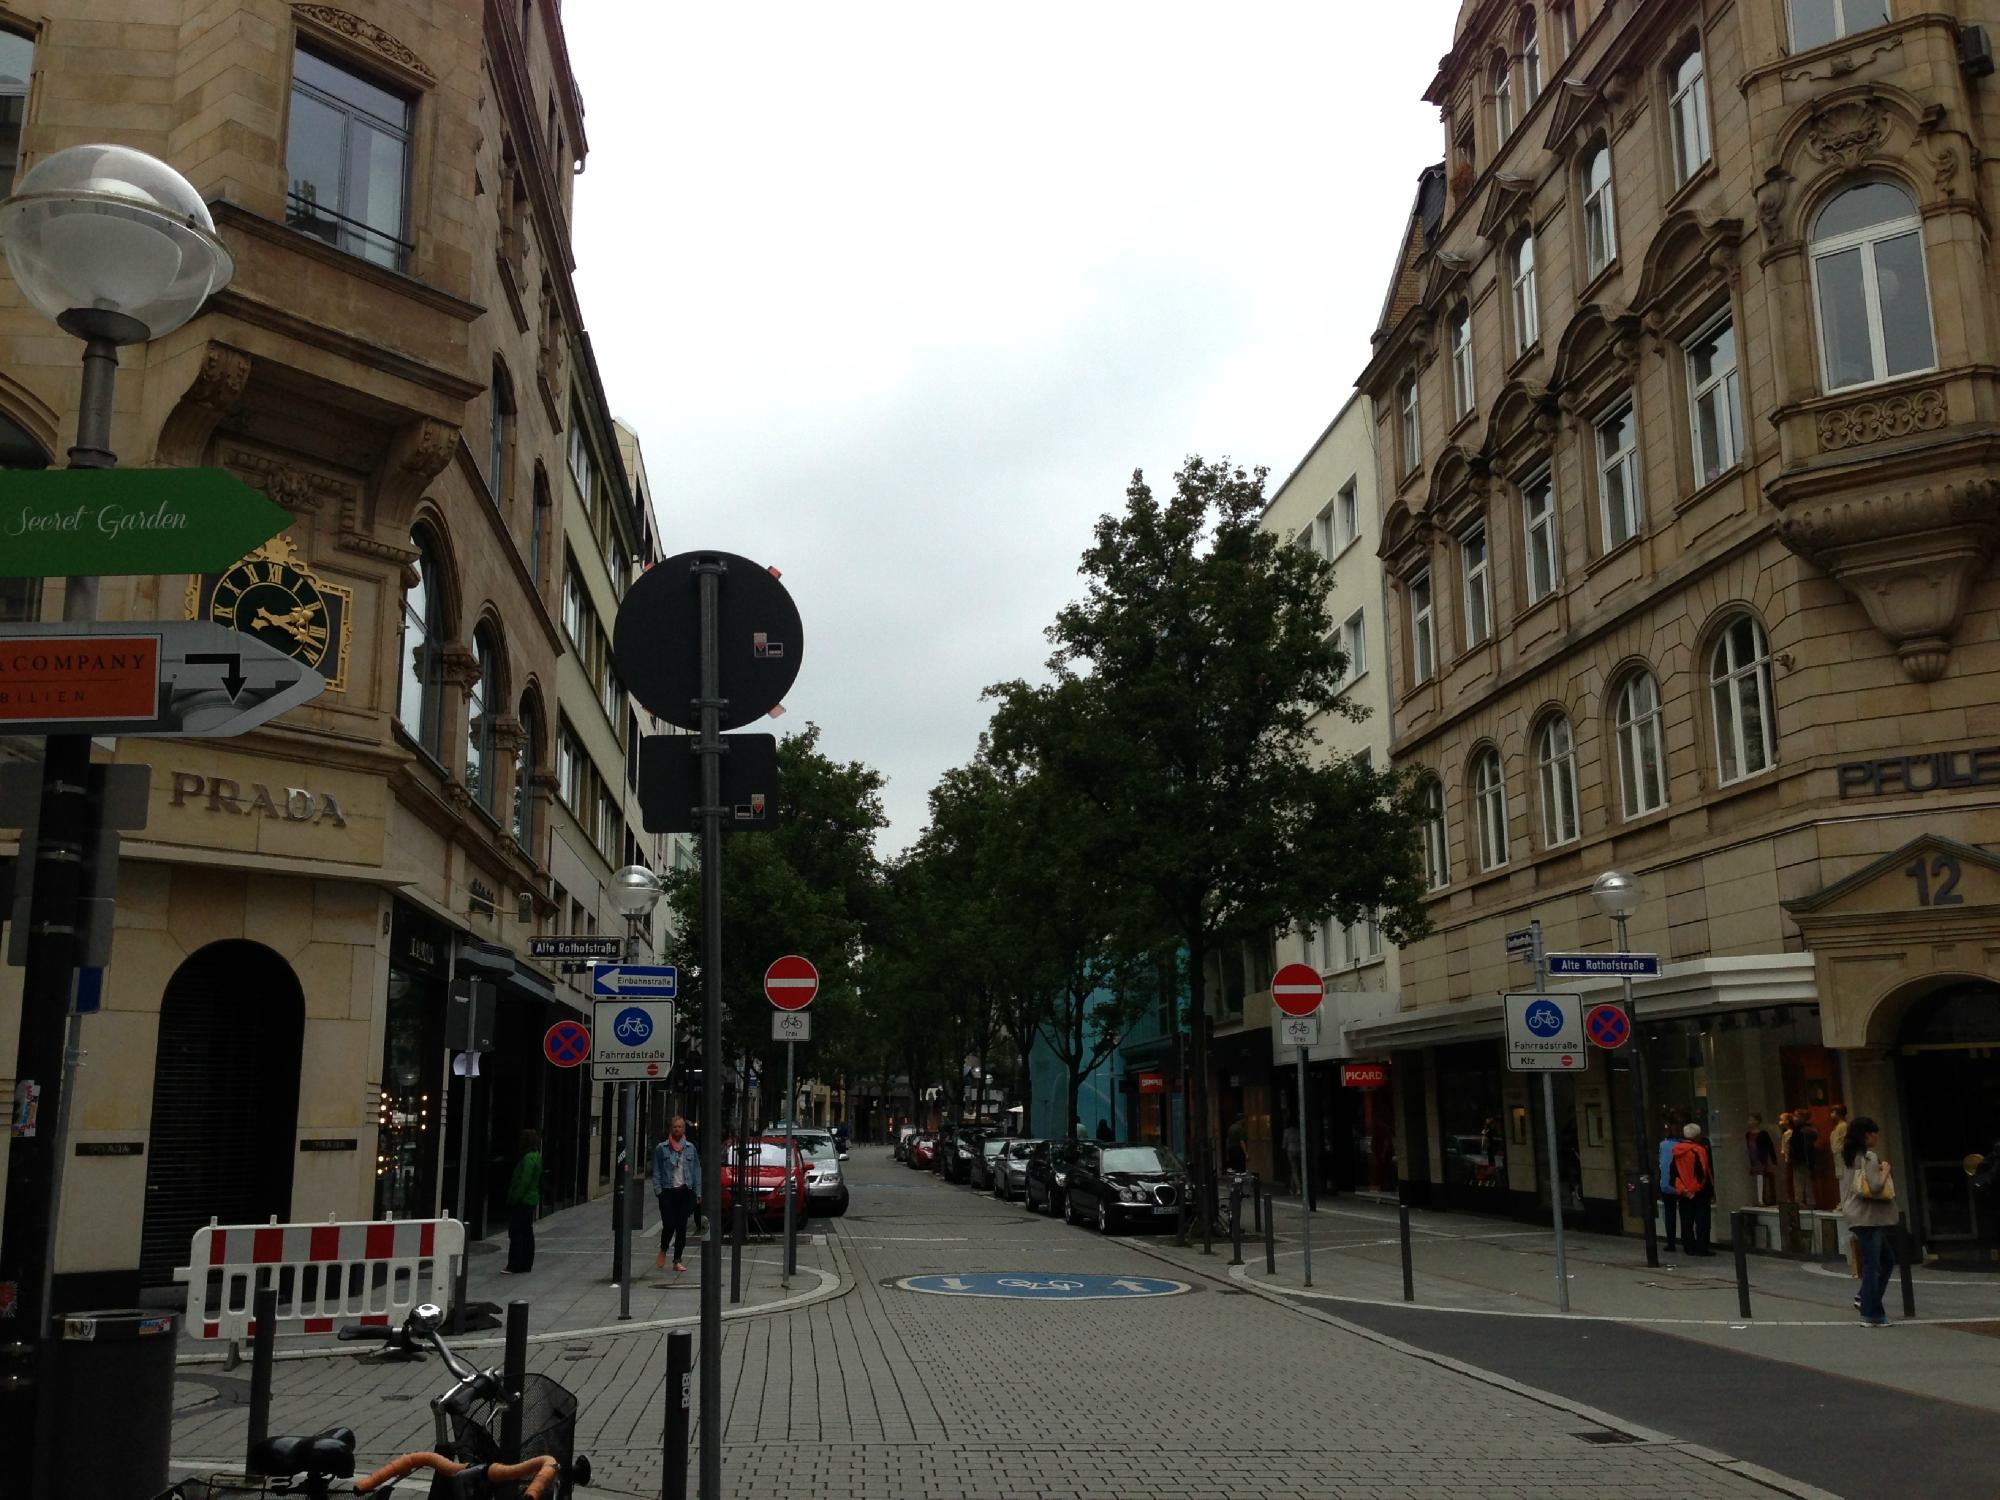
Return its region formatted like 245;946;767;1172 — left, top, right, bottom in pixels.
1521;469;1558;604
0;31;33;198
1596;400;1642;550
562;557;587;646
1313;502;1336;559
568;415;598;513
556;719;582;811
1337;479;1359;550
1460;525;1492;647
1554;2;1576;55
1450;312;1476;421
1669;47;1712;187
285;46;413;270
0;577;39;624
1338;609;1367;683
1409;570;1435;684
1399;377;1421;474
1787;0;1890;53
1584;147;1618;278
1687;314;1744;484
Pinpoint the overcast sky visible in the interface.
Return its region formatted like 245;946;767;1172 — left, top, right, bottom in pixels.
568;4;1454;854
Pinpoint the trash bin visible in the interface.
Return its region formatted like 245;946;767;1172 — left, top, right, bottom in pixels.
39;1309;177;1499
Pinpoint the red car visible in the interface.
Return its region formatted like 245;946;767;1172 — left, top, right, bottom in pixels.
720;1138;808;1224
908;1134;937;1169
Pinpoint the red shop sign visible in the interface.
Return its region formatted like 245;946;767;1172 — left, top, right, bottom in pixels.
1341;1062;1389;1090
1136;1072;1166;1094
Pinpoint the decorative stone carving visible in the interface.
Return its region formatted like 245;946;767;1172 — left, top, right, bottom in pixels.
435;642;481;688
1774;479;2000;681
358;415;461;541
1779;33;1902;85
1805;98;1889;169
1933;146;1960;195
224;447;355;515
1755;167;1791;244
292;5;436;82
1815;388;1948;450
155;342;251;465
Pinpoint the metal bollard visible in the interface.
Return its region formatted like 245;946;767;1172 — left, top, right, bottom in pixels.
663;1325;693;1500
1201;1174;1214;1256
1399;1202;1414;1304
1264;1186;1277;1276
1252;1173;1262;1235
244;1285;277;1474
1897;1214;1917;1319
500;1299;529;1461
1730;1210;1753;1320
1229;1185;1244;1267
729;1202;747;1305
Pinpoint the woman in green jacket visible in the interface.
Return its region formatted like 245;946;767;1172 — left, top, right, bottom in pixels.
503;1129;543;1274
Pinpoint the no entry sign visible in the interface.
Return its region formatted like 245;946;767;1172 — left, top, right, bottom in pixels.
1270;962;1325;1018
764;954;818;1011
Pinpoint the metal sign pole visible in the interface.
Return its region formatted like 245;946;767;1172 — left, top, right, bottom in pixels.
1616;911;1660;1268
694;559;725;1500
1532;921;1570;1313
1296;1046;1312;1289
782;1041;796;1285
618;1081;636;1321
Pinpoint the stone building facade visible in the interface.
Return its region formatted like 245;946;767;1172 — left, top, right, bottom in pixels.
0;0;643;1303
1354;0;2000;1252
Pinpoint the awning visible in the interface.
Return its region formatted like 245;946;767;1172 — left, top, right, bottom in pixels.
458;939;558;1005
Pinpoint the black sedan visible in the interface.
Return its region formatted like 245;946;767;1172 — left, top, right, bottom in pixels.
967;1134;1009;1191
943;1125;994;1184
1022;1140;1079;1217
1061;1142;1185;1234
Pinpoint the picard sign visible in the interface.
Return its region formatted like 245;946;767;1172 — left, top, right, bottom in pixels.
1840;745;2000;798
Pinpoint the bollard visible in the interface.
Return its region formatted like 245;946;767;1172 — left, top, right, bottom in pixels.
1252;1173;1262;1235
1201;1174;1214;1256
663;1325;693;1500
244;1285;277;1474
1730;1210;1753;1320
1399;1202;1414;1304
1229;1187;1244;1267
1263;1185;1277;1276
500;1299;529;1461
1897;1214;1917;1319
729;1202;747;1305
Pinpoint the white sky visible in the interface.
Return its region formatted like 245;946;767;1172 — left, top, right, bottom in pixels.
568;3;1456;853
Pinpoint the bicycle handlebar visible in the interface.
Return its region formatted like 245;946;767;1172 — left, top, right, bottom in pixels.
354;1451;558;1498
421;1322;481;1384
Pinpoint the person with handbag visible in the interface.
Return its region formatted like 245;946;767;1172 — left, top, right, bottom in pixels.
1840;1116;1897;1328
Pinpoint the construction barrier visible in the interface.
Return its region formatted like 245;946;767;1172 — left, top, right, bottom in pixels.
173;1216;464;1342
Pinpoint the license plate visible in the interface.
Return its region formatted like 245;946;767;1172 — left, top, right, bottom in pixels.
1152;1205;1176;1215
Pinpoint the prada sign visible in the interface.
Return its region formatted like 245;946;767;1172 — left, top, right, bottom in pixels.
1837;745;2000;799
169;769;348;826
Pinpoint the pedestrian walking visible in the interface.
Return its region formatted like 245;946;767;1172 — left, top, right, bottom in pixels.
1225;1116;1249;1174
1839;1116;1897;1327
653;1114;702;1274
1671;1123;1716;1256
501;1129;542;1275
1787;1108;1819;1208
1658;1121;1682;1252
1744;1113;1778;1207
1282;1119;1302;1195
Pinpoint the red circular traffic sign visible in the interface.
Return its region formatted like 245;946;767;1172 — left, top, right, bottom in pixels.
1585;1003;1632;1050
1271;962;1325;1018
544;1019;590;1068
765;954;819;1011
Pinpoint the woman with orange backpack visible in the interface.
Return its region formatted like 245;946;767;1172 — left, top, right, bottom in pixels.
1670;1122;1716;1257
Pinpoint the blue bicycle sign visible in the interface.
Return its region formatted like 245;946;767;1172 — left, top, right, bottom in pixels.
613;1006;653;1045
1524;1001;1565;1037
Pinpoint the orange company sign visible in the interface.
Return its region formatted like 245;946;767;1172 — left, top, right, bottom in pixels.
0;634;159;722
1341;1063;1389;1089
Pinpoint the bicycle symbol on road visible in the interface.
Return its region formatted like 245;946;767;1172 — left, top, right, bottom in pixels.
1524;1002;1565;1037
997;1278;1081;1291
613;1006;654;1044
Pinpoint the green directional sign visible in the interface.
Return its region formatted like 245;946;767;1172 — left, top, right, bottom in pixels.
0;467;292;579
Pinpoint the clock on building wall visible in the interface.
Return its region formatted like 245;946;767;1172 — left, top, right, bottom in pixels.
185;536;353;692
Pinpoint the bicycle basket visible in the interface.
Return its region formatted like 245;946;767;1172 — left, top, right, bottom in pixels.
447;1373;579;1495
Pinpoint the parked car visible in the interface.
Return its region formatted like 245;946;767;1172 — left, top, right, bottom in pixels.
893;1125;916;1161
992;1138;1042;1200
720;1139;808;1225
1023;1140;1078;1217
907;1134;937;1169
968;1134;1010;1191
1062;1142;1185;1234
944;1125;994;1184
793;1129;850;1217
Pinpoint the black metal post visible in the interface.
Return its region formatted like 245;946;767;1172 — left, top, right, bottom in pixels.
611;1087;626;1286
1263;1186;1276;1276
244;1287;277;1473
663;1326;693;1500
500;1300;528;1461
1399;1201;1414;1303
1897;1215;1917;1319
729;1202;745;1305
1252;1173;1262;1234
695;559;726;1500
1614;912;1660;1270
1731;1210;1753;1320
1229;1186;1243;1267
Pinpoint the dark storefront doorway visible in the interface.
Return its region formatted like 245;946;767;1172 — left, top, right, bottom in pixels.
1899;982;2000;1258
377;905;448;1221
140;941;304;1288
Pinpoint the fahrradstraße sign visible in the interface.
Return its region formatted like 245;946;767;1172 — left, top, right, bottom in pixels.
1502;993;1590;1073
592;999;674;1082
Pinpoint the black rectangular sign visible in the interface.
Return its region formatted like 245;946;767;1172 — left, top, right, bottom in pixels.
299;1138;359;1152
639;732;778;834
74;1141;143;1157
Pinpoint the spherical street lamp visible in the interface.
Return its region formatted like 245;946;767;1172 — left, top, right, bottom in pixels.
607;863;664;919
1590;869;1641;923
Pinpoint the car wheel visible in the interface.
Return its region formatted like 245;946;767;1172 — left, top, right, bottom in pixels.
1062;1191;1076;1225
832;1190;849;1218
1097;1199;1112;1235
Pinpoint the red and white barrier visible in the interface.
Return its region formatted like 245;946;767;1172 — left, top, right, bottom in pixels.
174;1216;465;1341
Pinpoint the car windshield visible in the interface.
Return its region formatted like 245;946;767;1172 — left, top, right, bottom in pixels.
1007;1140;1040;1158
1101;1146;1179;1174
797;1137;838;1162
1045;1145;1076;1165
982;1138;1006;1157
732;1143;796;1168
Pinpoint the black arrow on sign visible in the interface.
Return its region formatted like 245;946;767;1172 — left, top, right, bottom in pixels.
186;651;247;702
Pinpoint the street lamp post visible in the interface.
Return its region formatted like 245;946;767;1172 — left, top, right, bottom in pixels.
607;864;665;1323
0;144;232;1483
1592;870;1659;1270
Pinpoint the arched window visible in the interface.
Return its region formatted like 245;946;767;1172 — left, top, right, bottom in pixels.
513;693;539;847
1710;615;1776;784
467;626;499;811
1492;53;1513;142
1614;671;1668;818
1669;44;1711;187
1582;143;1617;277
1511;234;1538;357
1811;182;1936;392
1450;307;1475;420
1520;12;1542;108
1398;373;1422;473
1421;777;1449;890
1473;749;1509;871
488;361;513;502
397;530;447;757
1536;714;1579;847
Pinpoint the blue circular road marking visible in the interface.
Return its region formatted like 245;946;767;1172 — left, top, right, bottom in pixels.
896;1271;1189;1300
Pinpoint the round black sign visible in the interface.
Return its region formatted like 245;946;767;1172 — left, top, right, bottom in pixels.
612;551;804;730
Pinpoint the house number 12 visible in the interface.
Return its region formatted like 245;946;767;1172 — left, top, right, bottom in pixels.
1906;854;1964;907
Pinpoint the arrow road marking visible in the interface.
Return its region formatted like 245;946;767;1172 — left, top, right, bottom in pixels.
1110;1279;1156;1293
185;651;246;701
940;1276;970;1290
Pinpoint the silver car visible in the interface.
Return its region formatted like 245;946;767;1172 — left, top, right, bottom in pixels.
793;1130;850;1216
991;1138;1043;1200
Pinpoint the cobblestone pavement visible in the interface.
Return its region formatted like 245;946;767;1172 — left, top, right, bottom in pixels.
174;1155;1816;1498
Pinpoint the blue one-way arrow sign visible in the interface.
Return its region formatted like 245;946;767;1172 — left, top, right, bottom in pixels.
1546;952;1660;978
591;964;679;998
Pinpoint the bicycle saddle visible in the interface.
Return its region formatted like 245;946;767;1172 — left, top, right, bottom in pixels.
250;1427;357;1479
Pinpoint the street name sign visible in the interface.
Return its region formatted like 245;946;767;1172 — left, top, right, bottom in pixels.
1505;927;1536;959
593;999;674;1082
613;551;804;731
1270;961;1325;1018
0;620;323;738
1545;951;1660;978
0;468;291;578
1503;993;1589;1073
772;1010;811;1043
591;964;679;998
764;954;818;1011
529;935;622;961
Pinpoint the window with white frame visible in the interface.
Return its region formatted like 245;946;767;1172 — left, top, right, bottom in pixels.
1450;308;1476;420
1520;11;1542;108
1583;143;1617;277
1511;234;1539;357
1687;313;1744;484
1787;0;1890;53
1399;374;1422;472
1711;615;1777;784
1811;182;1936;392
1614;670;1669;817
1554;1;1576;55
1521;468;1558;604
1595;399;1642;550
1312;501;1337;558
1669;45;1712;187
1473;748;1509;870
1421;777;1449;889
1342;911;1383;966
1460;524;1492;647
1409;569;1436;683
1536;713;1580;847
1493;53;1513;142
1338;608;1367;683
1337;478;1359;550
